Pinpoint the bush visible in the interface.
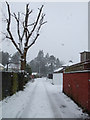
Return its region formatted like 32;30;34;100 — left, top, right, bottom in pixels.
25;64;32;75
1;71;30;100
12;73;18;94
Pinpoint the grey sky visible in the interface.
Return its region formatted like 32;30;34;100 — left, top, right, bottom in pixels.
0;2;88;63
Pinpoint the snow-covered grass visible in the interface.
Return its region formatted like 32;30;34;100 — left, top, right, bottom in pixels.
1;78;90;119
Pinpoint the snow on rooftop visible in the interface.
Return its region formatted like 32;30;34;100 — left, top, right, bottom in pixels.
4;63;20;70
8;63;20;69
62;62;78;67
32;72;38;75
0;63;4;68
54;67;63;73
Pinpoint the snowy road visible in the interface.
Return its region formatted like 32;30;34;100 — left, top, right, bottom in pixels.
21;78;55;118
1;78;90;119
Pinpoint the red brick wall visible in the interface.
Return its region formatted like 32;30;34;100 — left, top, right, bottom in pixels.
63;72;90;113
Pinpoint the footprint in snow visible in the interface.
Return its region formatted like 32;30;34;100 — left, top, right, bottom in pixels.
59;105;66;108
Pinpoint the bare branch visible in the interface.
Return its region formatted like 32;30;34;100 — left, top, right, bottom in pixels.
27;5;44;41
27;22;35;27
6;36;11;39
24;4;29;40
27;33;39;49
41;21;47;25
26;5;46;49
21;3;32;44
20;21;25;40
36;13;46;34
28;10;33;15
6;1;22;55
13;12;22;41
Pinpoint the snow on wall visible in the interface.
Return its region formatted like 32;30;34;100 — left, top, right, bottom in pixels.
53;73;63;86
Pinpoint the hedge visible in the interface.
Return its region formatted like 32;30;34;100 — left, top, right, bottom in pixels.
1;72;30;100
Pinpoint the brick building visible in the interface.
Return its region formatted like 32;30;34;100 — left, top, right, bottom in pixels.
63;51;90;114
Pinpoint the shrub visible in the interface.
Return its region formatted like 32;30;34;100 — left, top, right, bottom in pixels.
12;73;18;94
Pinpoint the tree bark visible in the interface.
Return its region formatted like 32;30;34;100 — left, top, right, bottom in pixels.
21;50;27;70
21;58;26;70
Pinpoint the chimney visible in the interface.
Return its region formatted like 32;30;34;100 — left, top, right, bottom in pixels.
80;51;90;62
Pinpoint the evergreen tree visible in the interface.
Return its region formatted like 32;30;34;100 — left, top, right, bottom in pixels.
37;50;44;61
0;51;10;65
56;58;61;68
11;52;20;64
29;50;64;76
25;64;32;75
45;53;49;60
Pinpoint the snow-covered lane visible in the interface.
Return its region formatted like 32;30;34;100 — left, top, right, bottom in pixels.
18;78;89;118
44;79;85;118
2;78;90;119
21;79;55;118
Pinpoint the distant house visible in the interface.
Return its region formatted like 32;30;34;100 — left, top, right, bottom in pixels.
32;72;39;78
0;63;4;71
32;72;38;76
5;63;20;72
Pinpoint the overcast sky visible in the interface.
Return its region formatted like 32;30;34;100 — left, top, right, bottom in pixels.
0;2;88;63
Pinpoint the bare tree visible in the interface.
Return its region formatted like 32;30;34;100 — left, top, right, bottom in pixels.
4;2;46;70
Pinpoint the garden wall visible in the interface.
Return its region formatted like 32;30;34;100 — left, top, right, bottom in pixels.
63;71;90;114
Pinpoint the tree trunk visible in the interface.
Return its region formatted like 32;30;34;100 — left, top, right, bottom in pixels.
21;60;26;70
21;51;27;70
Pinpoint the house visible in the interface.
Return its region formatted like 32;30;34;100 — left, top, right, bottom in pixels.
5;63;20;72
52;61;74;88
32;72;38;76
32;72;39;78
63;51;90;114
0;63;4;71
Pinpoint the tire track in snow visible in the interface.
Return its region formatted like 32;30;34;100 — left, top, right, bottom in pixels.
20;79;55;118
16;81;38;118
44;80;88;119
44;81;63;118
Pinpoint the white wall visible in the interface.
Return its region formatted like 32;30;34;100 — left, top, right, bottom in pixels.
53;73;63;86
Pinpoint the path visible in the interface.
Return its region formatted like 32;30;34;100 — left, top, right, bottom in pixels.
2;78;90;119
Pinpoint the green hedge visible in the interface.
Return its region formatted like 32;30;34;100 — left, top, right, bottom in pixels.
12;73;18;94
1;72;30;100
